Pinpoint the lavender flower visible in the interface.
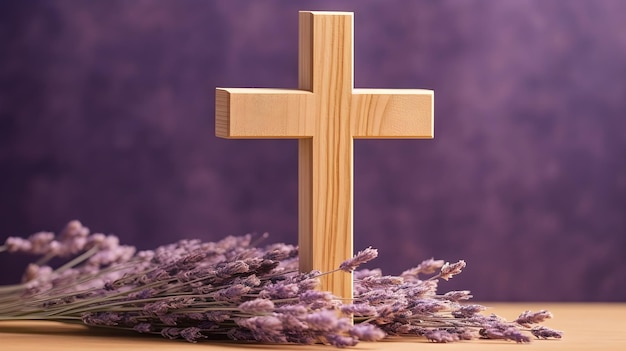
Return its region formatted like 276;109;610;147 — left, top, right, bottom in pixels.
204;311;231;323
262;243;298;261
354;268;382;280
180;327;206;343
275;305;308;317
409;299;449;314
133;323;152;333
213;284;251;303
425;329;460;343
217;260;249;277
238;299;275;314
305;310;348;333
237;315;283;333
514;310;553;327
480;326;531;343
531;326;563;339
260;282;299;299
439;260;466;281
275;312;309;331
161;327;181;339
401;258;445;278
299;290;333;304
21;263;53;283
3;237;32;253
28;232;56;255
442;290;473;301
452;304;486;318
0;221;562;347
340;303;377;316
357;275;404;289
339;247;378;272
82;312;123;326
349;323;386;341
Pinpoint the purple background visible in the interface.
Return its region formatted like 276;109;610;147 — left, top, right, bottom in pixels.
1;0;625;301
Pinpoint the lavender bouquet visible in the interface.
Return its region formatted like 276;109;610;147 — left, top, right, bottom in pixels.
0;221;561;347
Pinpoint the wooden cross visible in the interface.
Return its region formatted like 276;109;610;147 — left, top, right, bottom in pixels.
216;11;433;300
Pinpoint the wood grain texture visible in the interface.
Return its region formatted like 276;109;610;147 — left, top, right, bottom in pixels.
2;304;625;350
215;11;434;300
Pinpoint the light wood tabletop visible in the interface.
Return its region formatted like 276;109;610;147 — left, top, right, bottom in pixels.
1;303;624;351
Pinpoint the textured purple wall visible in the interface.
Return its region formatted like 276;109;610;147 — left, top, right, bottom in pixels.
1;0;625;301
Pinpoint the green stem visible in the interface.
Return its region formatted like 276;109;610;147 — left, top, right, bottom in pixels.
0;315;82;321
35;252;57;266
53;246;99;274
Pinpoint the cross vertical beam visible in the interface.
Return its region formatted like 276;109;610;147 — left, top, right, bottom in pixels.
298;11;354;298
216;11;434;300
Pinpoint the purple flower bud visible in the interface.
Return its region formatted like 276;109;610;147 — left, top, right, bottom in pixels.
82;312;123;326
403;279;439;297
514;310;553;327
358;275;404;288
86;233;106;247
440;260;466;281
299;290;333;304
275;305;308;317
242;274;261;287
452;304;486;318
401;258;445;279
87;245;135;266
21;263;53;283
297;278;319;291
213;284;251;303
180;250;207;265
133;323;152;333
305;310;340;332
180;327;206;343
227;328;255;341
204;311;231;322
29;232;55;254
260;282;299;299
60;220;89;240
325;334;358;347
128;288;155;300
238;299;275;314
340;303;377;316
262;244;298;261
349;323;386;341
442;290;473;301
354;268;382;279
383;322;422;335
218;260;249;277
425;329;460;343
480;327;531;343
276;313;309;331
161;327;181;339
237;315;283;334
339;247;378;272
531;326;563;339
158;314;180;326
144;301;170;315
4;237;32;253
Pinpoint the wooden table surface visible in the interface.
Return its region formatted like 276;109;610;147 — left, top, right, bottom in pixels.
1;303;624;350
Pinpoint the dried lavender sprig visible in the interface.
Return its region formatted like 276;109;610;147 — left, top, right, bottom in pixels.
401;258;445;279
514;310;553;327
530;326;563;339
438;260;466;281
337;247;378;273
0;222;563;347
